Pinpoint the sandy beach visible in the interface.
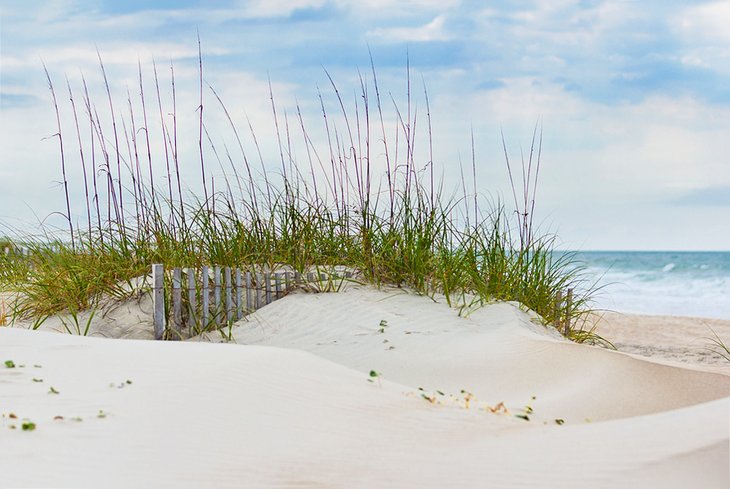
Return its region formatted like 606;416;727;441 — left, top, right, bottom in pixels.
590;311;730;372
1;283;729;488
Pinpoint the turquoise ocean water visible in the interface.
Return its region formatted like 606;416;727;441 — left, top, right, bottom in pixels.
573;251;730;320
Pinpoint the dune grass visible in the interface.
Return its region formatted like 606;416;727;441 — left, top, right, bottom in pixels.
1;50;598;339
706;329;730;362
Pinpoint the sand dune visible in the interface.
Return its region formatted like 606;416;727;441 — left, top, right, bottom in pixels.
1;284;728;488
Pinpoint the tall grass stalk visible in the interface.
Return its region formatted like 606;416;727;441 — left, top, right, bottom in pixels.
706;329;730;362
4;50;597;339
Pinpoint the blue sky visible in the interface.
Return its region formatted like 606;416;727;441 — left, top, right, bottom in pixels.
1;0;730;250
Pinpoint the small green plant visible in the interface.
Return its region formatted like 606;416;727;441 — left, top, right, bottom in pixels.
59;306;97;336
367;370;382;386
30;315;49;331
705;328;730;362
524;396;536;414
4;360;15;368
219;319;235;342
515;396;537;421
378;319;388;333
21;420;36;431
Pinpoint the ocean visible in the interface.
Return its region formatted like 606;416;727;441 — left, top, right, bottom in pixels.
571;251;730;319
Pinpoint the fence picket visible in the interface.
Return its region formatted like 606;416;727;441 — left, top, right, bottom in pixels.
245;271;252;312
254;273;261;309
187;268;197;331
152;264;165;340
275;272;283;299
225;267;233;324
202;266;209;329
264;272;272;304
214;266;222;326
235;269;243;320
172;268;182;337
565;288;574;336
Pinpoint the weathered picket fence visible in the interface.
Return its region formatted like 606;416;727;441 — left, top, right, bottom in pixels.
3;245;32;257
3;243;69;257
151;264;353;340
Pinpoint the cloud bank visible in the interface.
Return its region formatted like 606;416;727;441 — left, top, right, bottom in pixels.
1;0;729;249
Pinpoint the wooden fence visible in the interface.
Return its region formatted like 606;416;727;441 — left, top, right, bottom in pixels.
3;244;68;257
3;246;32;257
151;264;353;340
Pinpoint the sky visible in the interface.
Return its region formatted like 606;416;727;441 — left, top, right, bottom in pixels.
1;0;729;250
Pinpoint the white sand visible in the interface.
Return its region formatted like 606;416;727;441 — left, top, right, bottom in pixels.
590;311;730;372
1;283;729;488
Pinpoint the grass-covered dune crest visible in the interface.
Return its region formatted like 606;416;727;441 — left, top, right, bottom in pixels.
0;47;600;342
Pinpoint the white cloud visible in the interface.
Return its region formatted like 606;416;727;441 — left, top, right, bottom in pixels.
672;2;730;74
675;1;730;43
232;0;327;18
476;0;634;52
31;44;227;70
367;15;450;42
346;0;459;13
431;76;730;205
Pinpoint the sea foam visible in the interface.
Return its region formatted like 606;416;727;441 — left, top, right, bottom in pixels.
573;251;730;319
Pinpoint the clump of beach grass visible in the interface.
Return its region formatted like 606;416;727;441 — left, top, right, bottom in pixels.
2;47;598;339
706;329;730;362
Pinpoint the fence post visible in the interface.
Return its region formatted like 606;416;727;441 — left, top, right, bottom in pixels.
172;268;182;337
254;273;261;309
236;268;243;320
245;271;253;313
274;272;283;299
214;266;222;325
264;272;272;305
565;288;574;336
202;266;209;329
554;290;563;335
152;264;165;340
225;266;233;325
187;269;197;332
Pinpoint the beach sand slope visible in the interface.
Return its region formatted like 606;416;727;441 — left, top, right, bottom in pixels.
1;284;728;488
